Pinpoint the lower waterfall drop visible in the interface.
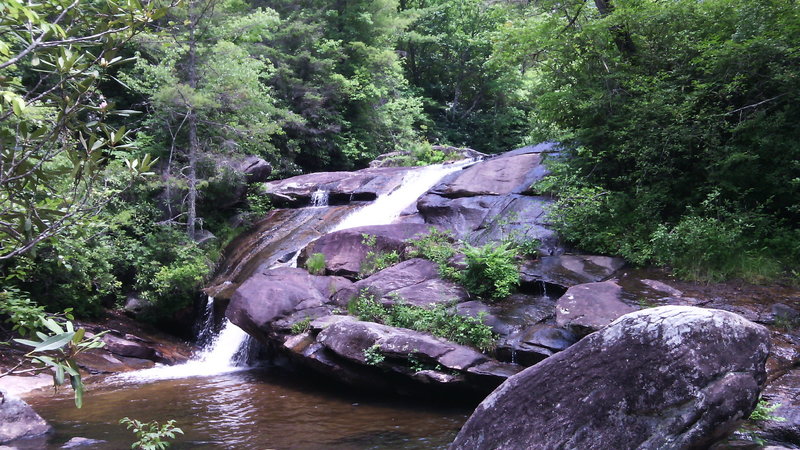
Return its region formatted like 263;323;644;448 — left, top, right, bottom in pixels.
117;159;474;383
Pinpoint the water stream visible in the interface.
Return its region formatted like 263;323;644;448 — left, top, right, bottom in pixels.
24;160;476;449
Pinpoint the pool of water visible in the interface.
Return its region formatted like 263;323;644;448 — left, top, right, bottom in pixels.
22;367;471;449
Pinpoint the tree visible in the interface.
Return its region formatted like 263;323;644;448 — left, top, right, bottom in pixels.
397;0;530;151
122;0;286;237
0;0;166;259
502;0;800;279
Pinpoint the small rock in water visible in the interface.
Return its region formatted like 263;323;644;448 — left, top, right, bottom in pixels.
61;437;106;448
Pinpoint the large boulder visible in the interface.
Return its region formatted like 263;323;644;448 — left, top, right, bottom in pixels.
316;317;488;376
451;306;771;449
0;391;51;444
262;166;413;207
205;204;358;299
297;224;434;279
430;152;547;198
233;155;272;183
556;280;638;335
333;258;469;308
226;267;352;341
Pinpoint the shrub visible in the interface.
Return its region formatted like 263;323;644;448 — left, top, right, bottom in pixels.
462;242;520;300
359;234;400;277
405;228;461;280
120;417;184;450
650;215;782;282
348;291;496;351
363;344;385;366
305;253;327;275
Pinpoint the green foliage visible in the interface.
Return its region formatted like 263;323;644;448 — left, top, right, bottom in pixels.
348;291;496;351
749;399;786;423
290;317;313;335
0;0;163;260
305;253;327;276
11;317;106;408
461;243;520;300
405;228;461;280
245;191;273;219
363;344;386;366
359;234;400;277
738;398;786;445
507;0;800;280
0;287;45;337
120;417;184;450
398;0;531;150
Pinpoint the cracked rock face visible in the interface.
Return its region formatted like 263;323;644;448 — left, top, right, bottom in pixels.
451;306;770;450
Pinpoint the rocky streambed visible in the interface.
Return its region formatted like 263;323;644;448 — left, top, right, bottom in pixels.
207;143;799;447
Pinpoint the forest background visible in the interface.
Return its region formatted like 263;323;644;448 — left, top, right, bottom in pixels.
1;0;798;332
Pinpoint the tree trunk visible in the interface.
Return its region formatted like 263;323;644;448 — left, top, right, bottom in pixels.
185;6;199;240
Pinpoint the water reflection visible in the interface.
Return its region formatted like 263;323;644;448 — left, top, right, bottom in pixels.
25;368;470;449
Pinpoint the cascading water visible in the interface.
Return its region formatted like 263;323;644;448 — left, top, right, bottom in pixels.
310;188;330;207
117;159;474;383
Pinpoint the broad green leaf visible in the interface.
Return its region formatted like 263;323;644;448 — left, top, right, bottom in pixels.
33;331;75;351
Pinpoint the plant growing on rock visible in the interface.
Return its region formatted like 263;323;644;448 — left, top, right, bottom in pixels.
405;229;461;280
305;253;327;275
363;344;385;366
462;242;520;300
290;317;313;334
348;291;496;352
359;234;400;278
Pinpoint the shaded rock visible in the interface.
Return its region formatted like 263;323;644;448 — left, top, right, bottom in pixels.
430;152;546;198
333;258;468;308
297;224;434;279
520;255;626;289
556;280;638;335
193;229;217;246
101;334;157;360
455;294;557;340
263;166;413;207
452;306;771;450
759;369;800;446
497;324;579;367
122;294;149;318
0;391;51;444
317;318;488;375
234;155;272;183
416;194;560;255
226;267;349;341
205;205;358;299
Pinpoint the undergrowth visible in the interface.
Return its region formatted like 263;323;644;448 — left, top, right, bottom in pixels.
348;291;496;352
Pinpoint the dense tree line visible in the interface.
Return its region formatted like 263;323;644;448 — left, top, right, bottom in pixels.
1;0;798;334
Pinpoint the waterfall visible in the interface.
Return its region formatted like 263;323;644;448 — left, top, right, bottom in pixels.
113;298;252;382
116;160;473;383
310;189;329;207
332;159;472;231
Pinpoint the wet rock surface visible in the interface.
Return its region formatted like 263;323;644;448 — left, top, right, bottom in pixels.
556;280;638;335
452;306;771;450
263;166;414;207
0;391;51;444
297;224;434;278
214;145;800;448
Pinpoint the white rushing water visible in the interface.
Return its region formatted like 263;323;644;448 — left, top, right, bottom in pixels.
332;159;472;232
116;159;474;383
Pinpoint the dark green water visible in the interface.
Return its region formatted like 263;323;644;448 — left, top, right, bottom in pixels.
22;368;471;449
